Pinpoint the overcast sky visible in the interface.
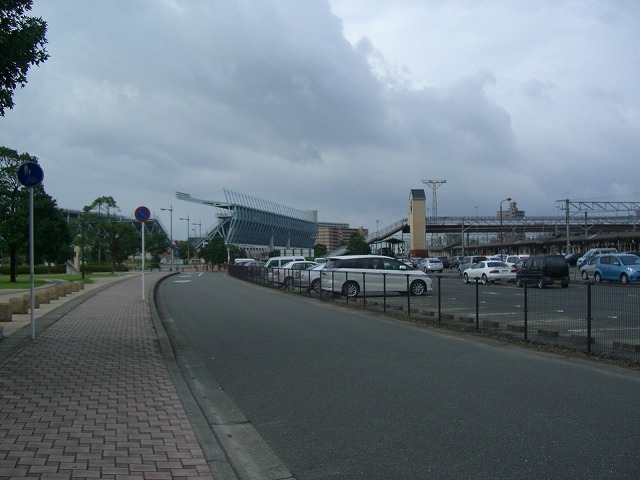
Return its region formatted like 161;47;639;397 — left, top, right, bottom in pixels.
2;0;639;239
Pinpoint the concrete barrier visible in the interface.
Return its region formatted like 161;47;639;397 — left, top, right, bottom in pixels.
9;296;28;314
56;284;66;298
63;283;73;295
0;303;12;322
24;293;40;309
70;282;80;292
37;290;50;304
48;287;58;301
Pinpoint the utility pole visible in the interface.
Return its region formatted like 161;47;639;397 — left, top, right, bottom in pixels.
421;179;446;218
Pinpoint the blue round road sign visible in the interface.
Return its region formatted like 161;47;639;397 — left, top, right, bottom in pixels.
17;162;44;188
135;206;151;222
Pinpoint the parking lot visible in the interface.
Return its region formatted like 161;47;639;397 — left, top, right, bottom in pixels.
232;265;640;363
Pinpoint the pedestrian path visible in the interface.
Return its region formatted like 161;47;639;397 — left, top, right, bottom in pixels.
0;273;215;479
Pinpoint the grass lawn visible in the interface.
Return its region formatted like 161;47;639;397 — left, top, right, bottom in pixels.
0;273;106;290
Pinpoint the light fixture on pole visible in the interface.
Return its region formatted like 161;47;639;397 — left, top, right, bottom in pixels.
499;197;512;256
179;215;190;265
160;205;173;271
193;220;201;239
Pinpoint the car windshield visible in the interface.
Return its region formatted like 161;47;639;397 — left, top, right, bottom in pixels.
487;262;508;267
620;255;640;265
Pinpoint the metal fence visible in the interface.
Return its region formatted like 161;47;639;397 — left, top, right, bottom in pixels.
228;265;640;364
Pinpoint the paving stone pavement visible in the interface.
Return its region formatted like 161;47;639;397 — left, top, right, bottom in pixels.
0;273;215;479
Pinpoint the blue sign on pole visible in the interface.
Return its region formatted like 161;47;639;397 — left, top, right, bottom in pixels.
17;162;44;188
135;206;151;223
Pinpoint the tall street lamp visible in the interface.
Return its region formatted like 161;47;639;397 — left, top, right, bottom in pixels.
160;205;173;271
179;215;190;265
499;197;512;256
193;220;201;239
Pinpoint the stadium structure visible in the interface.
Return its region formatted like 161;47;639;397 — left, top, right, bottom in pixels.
176;190;319;258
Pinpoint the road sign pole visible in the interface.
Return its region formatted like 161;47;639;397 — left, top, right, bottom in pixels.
142;224;145;300
29;187;35;340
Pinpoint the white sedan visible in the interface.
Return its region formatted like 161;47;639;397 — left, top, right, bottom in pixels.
463;261;516;284
269;261;318;286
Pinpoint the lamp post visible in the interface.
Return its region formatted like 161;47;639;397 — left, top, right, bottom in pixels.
160;205;173;271
193;220;201;240
179;215;190;265
499;197;512;256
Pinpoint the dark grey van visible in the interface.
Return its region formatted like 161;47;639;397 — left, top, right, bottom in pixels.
515;254;570;289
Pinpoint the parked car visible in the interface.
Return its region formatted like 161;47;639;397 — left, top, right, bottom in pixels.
577;248;618;267
299;264;326;293
417;257;444;273
504;255;528;266
437;256;450;269
263;255;307;269
564;252;581;267
515;254;570;289
579;256;600;280
320;255;433;297
593;254;640;284
462;261;516;284
270;261;318;286
449;256;466;270
457;256;488;275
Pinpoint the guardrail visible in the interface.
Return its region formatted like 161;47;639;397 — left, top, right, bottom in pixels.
228;265;640;364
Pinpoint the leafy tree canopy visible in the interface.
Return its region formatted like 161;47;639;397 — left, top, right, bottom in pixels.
346;232;371;255
0;0;49;115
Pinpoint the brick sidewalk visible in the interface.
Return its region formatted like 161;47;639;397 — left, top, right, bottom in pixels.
0;274;215;479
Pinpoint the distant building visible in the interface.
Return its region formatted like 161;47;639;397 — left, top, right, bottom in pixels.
316;222;368;252
496;201;525;219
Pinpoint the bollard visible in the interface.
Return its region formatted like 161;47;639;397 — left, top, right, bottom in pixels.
56;284;66;298
70;282;80;292
0;303;13;322
48;288;58;301
63;283;73;295
24;292;40;309
9;296;28;314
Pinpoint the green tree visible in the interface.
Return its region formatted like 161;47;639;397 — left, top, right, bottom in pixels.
346;232;371;255
199;236;227;267
0;146;68;280
83;196;138;273
0;0;49;116
145;230;169;263
313;243;327;258
176;240;190;262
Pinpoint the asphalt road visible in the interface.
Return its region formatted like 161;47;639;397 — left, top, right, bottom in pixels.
160;271;640;479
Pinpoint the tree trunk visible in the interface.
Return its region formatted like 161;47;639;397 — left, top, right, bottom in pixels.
9;248;18;283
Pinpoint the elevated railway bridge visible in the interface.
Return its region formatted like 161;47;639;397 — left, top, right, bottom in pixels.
366;213;640;255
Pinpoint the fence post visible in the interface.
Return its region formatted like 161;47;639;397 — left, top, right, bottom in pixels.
437;276;442;324
406;274;411;316
475;278;480;331
362;272;366;309
586;283;592;354
523;282;528;341
383;273;387;314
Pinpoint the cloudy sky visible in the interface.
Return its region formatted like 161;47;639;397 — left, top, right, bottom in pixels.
2;0;639;239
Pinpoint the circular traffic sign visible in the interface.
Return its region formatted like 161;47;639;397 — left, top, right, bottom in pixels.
17;162;44;188
135;206;151;223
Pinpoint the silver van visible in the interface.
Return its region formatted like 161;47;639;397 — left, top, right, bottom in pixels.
320;255;433;297
263;256;306;269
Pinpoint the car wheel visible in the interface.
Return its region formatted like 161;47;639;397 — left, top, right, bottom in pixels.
594;272;602;283
463;273;469;284
284;277;294;288
342;280;360;298
581;271;589;280
537;278;545;289
481;274;488;285
310;279;321;293
621;273;629;285
515;277;523;288
410;280;426;296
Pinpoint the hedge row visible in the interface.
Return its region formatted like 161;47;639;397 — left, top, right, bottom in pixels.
0;264;129;275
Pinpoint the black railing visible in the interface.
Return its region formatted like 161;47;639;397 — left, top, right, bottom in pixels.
228;265;640;364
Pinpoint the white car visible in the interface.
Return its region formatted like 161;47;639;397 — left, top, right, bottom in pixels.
269;261;318;286
297;264;326;293
321;255;433;297
417;258;443;273
463;261;516;284
579;256;599;280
